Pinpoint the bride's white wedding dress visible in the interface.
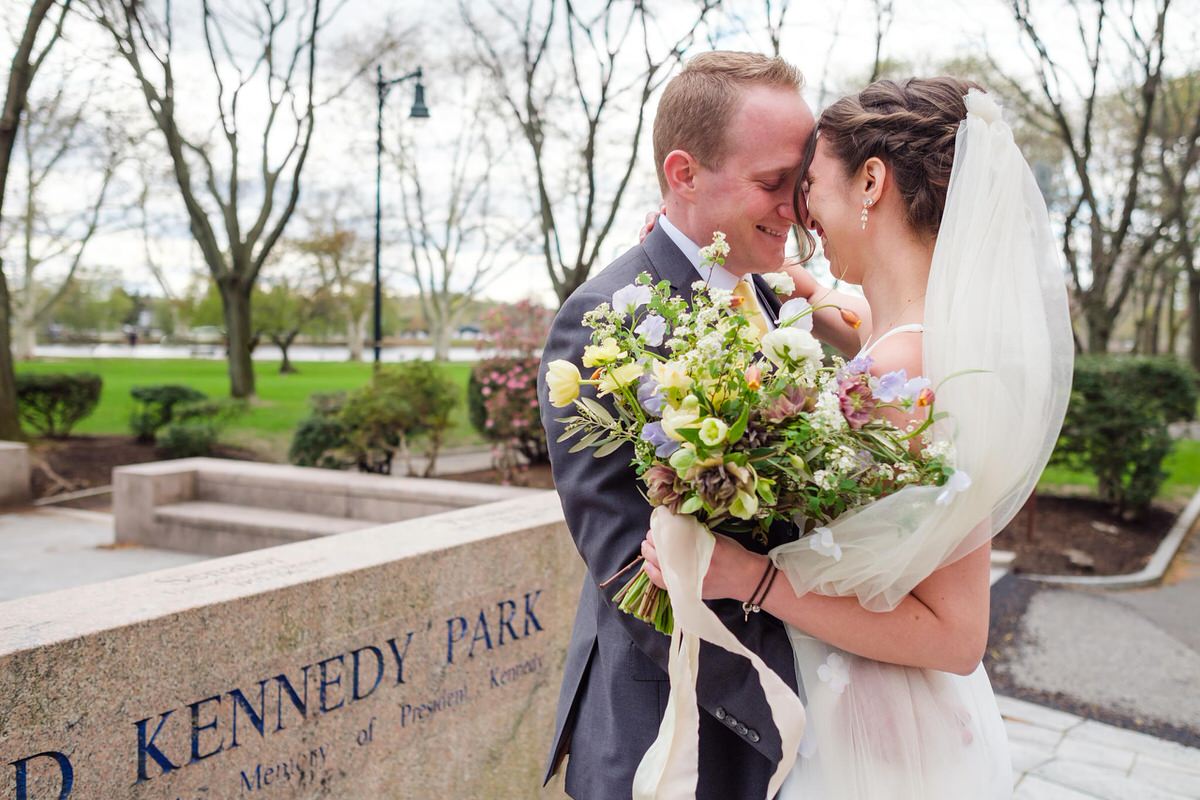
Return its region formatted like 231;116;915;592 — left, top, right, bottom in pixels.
777;326;1014;800
632;90;1072;800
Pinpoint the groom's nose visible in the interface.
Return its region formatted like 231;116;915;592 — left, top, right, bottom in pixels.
779;198;801;227
789;191;814;230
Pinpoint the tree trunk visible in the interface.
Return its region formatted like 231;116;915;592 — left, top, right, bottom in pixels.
1085;301;1114;354
220;281;257;399
347;313;365;362
0;273;23;440
12;289;37;360
431;319;452;362
1189;273;1200;373
274;332;298;375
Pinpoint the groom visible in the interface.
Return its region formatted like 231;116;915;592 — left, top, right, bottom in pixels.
537;52;815;799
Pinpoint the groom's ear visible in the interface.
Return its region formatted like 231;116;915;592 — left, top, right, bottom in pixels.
662;149;700;199
860;157;887;205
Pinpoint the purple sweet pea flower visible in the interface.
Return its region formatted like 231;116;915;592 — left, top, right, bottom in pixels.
635;313;667;346
872;369;932;404
872;369;908;402
638;374;664;416
844;354;873;375
641;421;680;457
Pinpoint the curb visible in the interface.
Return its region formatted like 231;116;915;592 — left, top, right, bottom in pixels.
999;484;1200;589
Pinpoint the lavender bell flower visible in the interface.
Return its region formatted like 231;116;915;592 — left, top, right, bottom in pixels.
641;421;680;457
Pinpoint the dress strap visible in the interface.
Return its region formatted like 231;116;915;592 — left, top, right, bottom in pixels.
858;323;924;358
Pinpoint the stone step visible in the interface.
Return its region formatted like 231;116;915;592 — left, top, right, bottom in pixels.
154;501;376;557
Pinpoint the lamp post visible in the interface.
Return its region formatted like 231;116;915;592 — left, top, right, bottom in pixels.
373;65;429;366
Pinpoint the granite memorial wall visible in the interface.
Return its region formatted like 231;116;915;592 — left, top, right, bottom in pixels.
0;491;578;799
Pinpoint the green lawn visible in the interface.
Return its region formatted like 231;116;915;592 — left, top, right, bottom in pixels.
15;357;484;461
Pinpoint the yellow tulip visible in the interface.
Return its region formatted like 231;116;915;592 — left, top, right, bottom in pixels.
545;360;582;407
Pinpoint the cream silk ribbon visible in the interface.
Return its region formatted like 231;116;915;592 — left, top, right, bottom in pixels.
632;506;806;799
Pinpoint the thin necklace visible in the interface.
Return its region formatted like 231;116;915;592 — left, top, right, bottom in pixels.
865;294;926;347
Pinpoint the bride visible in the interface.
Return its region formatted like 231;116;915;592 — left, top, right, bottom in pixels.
639;77;1072;798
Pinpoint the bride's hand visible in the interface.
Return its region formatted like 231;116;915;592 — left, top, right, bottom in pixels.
641;528;766;601
638;205;666;243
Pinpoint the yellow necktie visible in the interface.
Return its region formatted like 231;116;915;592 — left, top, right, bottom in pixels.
733;279;770;336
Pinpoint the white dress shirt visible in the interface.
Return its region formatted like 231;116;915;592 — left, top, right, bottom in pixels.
657;214;774;328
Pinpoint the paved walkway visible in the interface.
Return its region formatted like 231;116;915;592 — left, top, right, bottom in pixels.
1002;695;1200;799
0;506;205;603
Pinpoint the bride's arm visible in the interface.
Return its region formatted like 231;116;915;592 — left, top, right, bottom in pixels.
780;262;872;357
735;535;989;677
642;530;991;676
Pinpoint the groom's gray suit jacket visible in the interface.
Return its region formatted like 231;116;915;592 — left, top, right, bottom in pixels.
537;225;801;800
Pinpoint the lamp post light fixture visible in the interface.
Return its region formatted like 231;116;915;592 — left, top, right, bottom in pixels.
373;65;429;366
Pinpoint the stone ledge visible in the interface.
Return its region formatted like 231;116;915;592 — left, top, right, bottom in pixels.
2;491;564;654
0;441;31;508
115;457;542;554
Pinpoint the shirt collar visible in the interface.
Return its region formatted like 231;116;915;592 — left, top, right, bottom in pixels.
658;213;740;291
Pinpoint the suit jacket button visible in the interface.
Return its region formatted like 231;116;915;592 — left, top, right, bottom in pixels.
725;715;738;728
715;707;726;721
748;730;761;743
736;723;749;736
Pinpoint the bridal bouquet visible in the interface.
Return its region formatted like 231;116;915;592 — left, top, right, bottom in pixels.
545;234;962;634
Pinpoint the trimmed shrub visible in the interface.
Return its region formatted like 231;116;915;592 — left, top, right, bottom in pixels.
1051;355;1199;518
289;415;353;469
373;361;459;476
154;397;243;459
16;372;102;437
129;385;207;442
158;422;219;459
288;362;457;475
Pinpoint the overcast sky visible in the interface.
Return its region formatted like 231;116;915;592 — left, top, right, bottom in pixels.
5;0;1195;308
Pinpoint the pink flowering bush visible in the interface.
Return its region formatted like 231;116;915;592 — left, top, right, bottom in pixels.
468;300;554;481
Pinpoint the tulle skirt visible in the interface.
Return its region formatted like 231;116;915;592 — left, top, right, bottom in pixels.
778;631;1013;800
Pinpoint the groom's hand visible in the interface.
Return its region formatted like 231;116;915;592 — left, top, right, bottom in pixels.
641;529;767;602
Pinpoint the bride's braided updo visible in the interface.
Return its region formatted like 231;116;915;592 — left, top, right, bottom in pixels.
809;77;983;239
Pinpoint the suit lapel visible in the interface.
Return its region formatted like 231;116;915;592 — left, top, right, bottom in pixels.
642;224;701;307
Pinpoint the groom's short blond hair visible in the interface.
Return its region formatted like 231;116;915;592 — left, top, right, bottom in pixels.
653;52;804;195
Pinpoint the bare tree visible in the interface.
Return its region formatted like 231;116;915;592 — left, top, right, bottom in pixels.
1148;71;1200;365
461;0;718;306
999;0;1173;353
391;91;529;360
867;0;895;83
6;78;127;360
87;0;330;398
0;0;72;439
